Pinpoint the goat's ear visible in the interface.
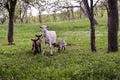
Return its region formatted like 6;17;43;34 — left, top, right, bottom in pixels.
40;34;42;37
35;34;42;37
35;34;38;37
41;35;43;39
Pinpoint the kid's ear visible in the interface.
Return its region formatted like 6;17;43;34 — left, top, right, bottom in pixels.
35;34;38;37
31;39;34;41
40;34;42;37
40;26;42;28
35;34;42;37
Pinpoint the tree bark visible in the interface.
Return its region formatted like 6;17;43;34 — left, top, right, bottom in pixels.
90;16;96;51
8;11;15;45
67;8;70;21
108;0;118;52
71;8;74;22
25;15;29;24
90;0;96;51
5;0;17;45
19;8;23;23
39;10;42;23
53;11;57;22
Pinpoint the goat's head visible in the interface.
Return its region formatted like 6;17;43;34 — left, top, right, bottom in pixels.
35;34;42;39
40;25;48;32
31;38;38;46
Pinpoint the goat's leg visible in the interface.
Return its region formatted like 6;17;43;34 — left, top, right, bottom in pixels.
58;48;60;52
42;41;46;55
63;45;66;51
36;48;39;54
40;45;41;52
49;43;53;55
53;44;56;54
57;46;61;52
60;45;63;52
53;47;56;54
32;45;34;50
37;45;41;53
34;50;36;55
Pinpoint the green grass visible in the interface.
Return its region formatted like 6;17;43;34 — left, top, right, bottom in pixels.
0;18;120;80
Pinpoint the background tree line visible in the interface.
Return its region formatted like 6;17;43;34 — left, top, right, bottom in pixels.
1;0;119;24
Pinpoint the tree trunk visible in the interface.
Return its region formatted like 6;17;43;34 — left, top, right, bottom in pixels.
4;0;17;45
20;17;24;23
19;9;23;23
71;8;74;22
20;13;25;23
90;17;96;51
83;0;98;25
53;12;57;22
67;8;70;21
8;11;15;45
108;0;118;52
94;18;98;25
90;0;96;52
25;9;29;24
25;15;29;24
39;11;42;23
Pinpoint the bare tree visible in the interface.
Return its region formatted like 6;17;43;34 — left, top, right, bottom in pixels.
49;0;62;22
74;0;99;24
1;0;17;45
99;0;108;21
60;0;72;21
82;0;96;52
51;1;60;22
76;0;85;19
33;0;46;23
18;0;28;23
22;0;34;23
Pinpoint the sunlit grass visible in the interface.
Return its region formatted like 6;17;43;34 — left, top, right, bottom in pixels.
0;18;120;80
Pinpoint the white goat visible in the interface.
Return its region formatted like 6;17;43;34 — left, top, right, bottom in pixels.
40;25;56;55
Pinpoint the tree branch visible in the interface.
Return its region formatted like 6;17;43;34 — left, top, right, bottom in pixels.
60;6;80;9
4;0;10;12
82;0;91;18
93;0;100;7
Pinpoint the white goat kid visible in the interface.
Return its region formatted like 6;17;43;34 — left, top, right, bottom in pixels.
40;25;56;55
53;39;66;52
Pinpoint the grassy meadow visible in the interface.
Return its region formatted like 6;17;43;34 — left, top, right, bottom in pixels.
0;18;120;80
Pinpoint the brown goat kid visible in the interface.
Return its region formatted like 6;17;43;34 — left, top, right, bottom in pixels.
31;35;42;55
53;40;66;52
